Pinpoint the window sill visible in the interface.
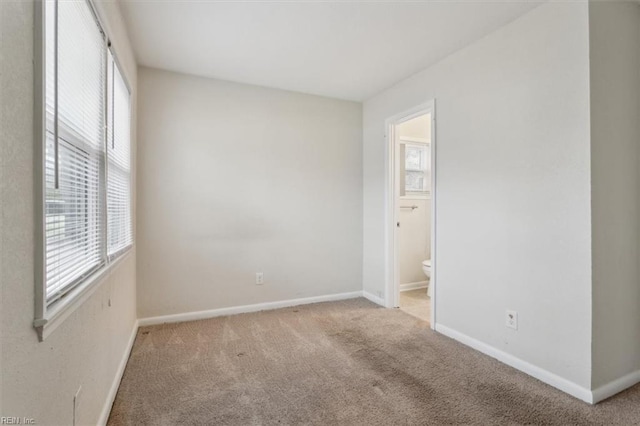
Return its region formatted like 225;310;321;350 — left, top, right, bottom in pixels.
401;195;431;200
34;246;133;342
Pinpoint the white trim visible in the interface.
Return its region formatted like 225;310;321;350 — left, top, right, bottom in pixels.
362;291;386;307
399;136;429;144
400;195;431;200
435;323;594;403
399;281;429;292
592;369;640;404
35;249;133;341
138;291;363;327
385;100;437;330
98;319;138;426
33;0;48;328
429;102;437;328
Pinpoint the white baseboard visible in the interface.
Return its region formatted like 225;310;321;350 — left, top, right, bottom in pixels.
98;319;139;426
592;369;640;403
362;291;385;307
138;291;363;327
400;281;428;292
435;323;593;403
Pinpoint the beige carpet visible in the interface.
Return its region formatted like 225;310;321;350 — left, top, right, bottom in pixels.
108;298;640;425
399;288;430;322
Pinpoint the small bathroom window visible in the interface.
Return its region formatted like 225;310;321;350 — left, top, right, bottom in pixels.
404;143;430;196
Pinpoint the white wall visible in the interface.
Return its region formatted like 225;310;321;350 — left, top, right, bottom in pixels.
398;198;430;284
398;114;431;141
363;2;593;389
398;115;431;285
589;1;640;389
0;1;138;424
136;68;362;318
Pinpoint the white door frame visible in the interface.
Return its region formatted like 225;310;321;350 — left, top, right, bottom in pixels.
384;100;437;329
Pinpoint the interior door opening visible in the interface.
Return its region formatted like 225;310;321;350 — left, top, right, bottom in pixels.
386;102;436;328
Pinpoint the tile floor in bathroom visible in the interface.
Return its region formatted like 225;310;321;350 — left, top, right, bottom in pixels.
399;287;431;323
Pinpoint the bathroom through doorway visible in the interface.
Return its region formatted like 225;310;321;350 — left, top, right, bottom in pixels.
386;102;436;327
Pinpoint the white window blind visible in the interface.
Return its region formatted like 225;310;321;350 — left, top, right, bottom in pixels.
45;0;107;304
107;53;133;257
404;144;430;193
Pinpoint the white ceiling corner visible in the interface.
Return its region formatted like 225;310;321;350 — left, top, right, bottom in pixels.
118;0;542;101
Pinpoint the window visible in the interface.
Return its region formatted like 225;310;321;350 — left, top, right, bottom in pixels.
106;51;133;257
404;143;430;194
36;0;132;336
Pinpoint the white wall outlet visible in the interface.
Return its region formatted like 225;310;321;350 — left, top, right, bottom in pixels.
506;310;518;330
256;272;264;285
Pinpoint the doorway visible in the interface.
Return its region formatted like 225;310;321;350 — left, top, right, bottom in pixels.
386;101;436;328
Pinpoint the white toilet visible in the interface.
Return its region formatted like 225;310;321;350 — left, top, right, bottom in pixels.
421;259;431;278
422;259;432;297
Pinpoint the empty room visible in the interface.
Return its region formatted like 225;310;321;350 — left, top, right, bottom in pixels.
2;0;640;424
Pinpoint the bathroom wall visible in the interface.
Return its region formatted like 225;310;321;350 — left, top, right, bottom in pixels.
398;198;430;285
398;115;431;286
399;114;430;140
363;2;593;392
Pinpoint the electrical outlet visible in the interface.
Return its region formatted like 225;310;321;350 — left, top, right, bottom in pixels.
256;272;264;285
506;310;518;330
